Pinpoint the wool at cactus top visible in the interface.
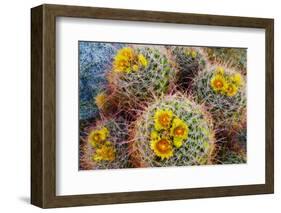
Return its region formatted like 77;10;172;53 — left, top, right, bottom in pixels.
79;41;247;170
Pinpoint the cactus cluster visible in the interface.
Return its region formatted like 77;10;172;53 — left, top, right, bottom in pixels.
79;42;247;169
131;94;215;167
80;118;130;170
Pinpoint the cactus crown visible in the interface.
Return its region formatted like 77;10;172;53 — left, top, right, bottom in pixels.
193;65;246;128
80;118;130;170
107;46;177;111
132;94;216;167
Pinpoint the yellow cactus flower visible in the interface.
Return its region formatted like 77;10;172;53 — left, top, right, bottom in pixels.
118;47;134;59
113;47;134;73
173;138;183;148
170;118;189;148
150;138;173;160
225;83;238;97
215;66;225;75
95;92;107;109
132;64;139;72
113;57;131;73
150;130;160;142
230;73;243;87
88;127;109;147
113;48;148;73
191;50;197;58
138;54;148;68
154;109;173;130
185;50;191;57
210;74;228;93
92;142;115;162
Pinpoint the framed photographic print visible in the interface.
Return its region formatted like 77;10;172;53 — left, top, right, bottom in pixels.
31;4;274;208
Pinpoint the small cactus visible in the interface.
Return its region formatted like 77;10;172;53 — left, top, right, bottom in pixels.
193;65;246;129
170;46;206;90
204;47;247;73
80;117;130;170
106;46;177;116
130;93;216;167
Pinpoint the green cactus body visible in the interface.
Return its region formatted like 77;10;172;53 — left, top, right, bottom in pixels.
131;93;216;167
107;46;176;114
170;47;206;89
193;65;246;129
80;118;130;170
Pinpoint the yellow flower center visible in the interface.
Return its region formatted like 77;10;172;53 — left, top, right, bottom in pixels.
227;86;234;93
214;79;224;88
158;114;170;127
174;126;185;136
92;133;102;143
156;139;171;154
123;52;130;57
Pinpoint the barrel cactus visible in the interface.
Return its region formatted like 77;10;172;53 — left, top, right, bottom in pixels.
106;46;176;115
169;46;206;90
130;93;216;167
193;65;246;129
80;118;130;170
